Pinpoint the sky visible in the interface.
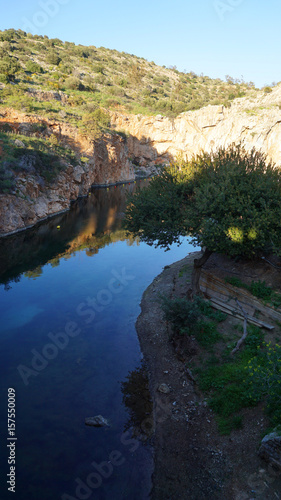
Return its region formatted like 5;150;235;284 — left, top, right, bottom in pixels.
0;0;280;88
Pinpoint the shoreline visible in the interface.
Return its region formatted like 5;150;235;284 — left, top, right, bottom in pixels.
136;252;281;499
136;252;226;499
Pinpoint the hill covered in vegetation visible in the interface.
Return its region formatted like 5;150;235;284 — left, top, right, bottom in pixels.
0;28;263;123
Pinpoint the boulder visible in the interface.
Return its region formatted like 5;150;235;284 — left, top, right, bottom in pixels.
259;428;281;471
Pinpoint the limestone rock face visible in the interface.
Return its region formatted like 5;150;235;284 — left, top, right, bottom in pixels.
2;84;281;236
0;110;134;235
110;85;281;166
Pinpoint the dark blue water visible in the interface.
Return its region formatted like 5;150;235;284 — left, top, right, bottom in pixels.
0;183;197;500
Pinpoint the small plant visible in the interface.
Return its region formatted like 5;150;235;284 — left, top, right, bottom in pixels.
25;60;43;73
196;324;265;434
249;280;272;300
64;76;83;91
225;276;244;288
48;134;59;147
225;277;274;302
80;108;110;138
160;295;201;336
246;342;281;424
46;52;61;66
197;299;227;322
195;320;222;347
115;129;130;140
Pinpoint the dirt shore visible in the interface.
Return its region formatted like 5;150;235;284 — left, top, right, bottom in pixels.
136;252;281;500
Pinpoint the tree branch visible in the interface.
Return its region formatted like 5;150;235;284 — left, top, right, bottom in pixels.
191;248;213;296
231;299;248;355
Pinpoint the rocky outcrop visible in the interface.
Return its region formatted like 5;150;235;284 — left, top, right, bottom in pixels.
27;89;69;104
259;428;281;471
0;109;134;236
110;85;281;167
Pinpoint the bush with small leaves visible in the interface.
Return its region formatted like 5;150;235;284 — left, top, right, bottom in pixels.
0;73;9;83
246;342;281;424
64;76;83;90
80;108;110;138
160;295;201;336
46;52;61;66
0;56;21;81
26;60;43;73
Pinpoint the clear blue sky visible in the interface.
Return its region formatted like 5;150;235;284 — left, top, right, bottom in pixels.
1;0;280;88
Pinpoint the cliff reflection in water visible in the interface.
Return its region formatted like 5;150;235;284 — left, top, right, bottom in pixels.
0;182;142;289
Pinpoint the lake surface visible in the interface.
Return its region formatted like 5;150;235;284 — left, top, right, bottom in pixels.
0;182;197;500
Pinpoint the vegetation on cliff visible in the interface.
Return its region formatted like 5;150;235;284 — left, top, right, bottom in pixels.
0;129;78;192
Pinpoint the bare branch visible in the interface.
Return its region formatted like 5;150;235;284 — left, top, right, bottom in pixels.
231;299;248;355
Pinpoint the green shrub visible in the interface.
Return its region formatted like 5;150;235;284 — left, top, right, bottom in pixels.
248;280;272;300
0;56;21;81
198;299;227;322
83;74;95;91
26;60;43;73
0;73;9;83
246;342;281;424
93;63;104;74
160;295;201;335
64;76;83;90
196;325;266;434
80;108;110;138
46;52;61;66
225;277;277;303
195;320;222;347
0;164;15;193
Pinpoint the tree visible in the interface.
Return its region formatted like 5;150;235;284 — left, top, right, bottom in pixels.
0;56;21;81
46;52;61;66
124;145;281;294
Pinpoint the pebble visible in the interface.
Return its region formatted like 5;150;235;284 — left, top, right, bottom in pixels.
158;383;170;394
85;415;110;427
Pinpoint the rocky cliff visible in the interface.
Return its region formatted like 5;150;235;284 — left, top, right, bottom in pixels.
2;85;281;236
0;109;134;236
110;85;281;167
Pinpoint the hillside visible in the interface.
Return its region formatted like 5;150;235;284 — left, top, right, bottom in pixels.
0;28;260;122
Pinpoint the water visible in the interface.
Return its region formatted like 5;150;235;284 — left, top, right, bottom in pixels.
0;182;197;500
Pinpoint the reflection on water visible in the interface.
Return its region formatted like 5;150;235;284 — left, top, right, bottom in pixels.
0;184;139;289
121;362;153;440
0;182;197;500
